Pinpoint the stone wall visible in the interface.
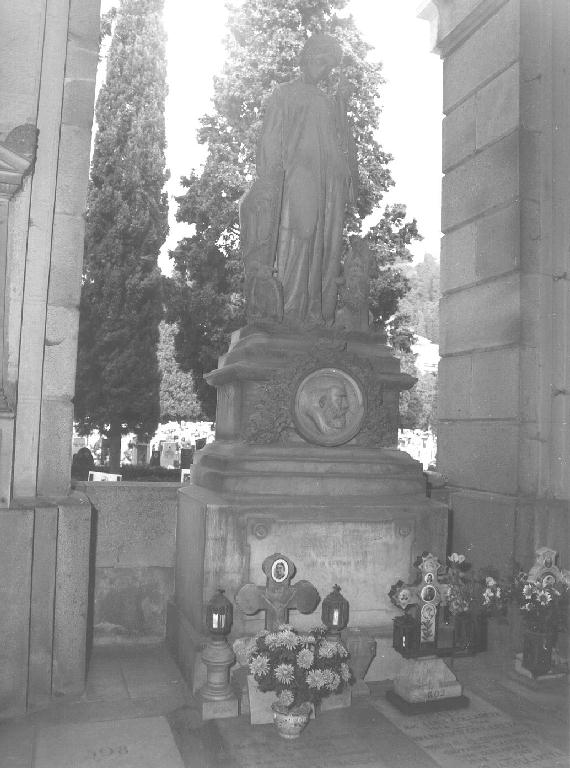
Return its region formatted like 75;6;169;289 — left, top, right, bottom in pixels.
423;0;570;579
76;482;180;644
0;497;92;719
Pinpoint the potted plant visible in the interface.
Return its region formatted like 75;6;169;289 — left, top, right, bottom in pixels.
247;624;353;738
512;571;569;676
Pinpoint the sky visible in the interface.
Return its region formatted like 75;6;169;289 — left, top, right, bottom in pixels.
100;0;442;273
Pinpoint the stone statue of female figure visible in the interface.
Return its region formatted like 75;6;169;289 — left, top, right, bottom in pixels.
240;33;358;326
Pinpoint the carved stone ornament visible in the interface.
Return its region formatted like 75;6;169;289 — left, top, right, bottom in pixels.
0;124;38;200
293;367;365;447
244;340;395;447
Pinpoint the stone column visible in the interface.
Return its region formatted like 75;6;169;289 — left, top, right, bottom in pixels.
0;0;100;716
420;0;570;571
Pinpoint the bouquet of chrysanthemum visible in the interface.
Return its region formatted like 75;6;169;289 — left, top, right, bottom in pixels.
247;624;353;712
513;571;569;632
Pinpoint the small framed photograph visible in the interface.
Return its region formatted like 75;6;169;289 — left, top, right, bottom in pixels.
420;584;437;603
271;558;289;583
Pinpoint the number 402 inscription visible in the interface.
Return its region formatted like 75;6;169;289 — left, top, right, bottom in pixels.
87;746;129;761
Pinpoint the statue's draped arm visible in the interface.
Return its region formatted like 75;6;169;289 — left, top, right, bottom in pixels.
257;88;285;179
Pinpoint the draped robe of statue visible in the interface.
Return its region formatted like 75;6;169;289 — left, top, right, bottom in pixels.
246;77;357;325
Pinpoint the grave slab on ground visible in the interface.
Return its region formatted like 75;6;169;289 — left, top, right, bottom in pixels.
35;716;185;768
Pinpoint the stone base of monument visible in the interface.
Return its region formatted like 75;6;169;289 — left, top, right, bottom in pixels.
201;694;239;721
167;326;448;696
318;688;352;712
387;656;469;714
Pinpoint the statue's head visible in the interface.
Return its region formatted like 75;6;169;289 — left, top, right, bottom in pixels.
300;34;342;84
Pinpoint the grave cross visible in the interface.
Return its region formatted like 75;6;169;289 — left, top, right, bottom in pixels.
391;553;449;645
235;552;320;630
528;547;570;587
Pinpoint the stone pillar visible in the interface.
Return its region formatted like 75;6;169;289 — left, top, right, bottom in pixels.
0;0;100;715
420;0;569;573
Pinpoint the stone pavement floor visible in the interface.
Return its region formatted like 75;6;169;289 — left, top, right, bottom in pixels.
1;643;569;768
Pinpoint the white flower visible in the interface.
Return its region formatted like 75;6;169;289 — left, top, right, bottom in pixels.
281;630;300;650
334;642;348;658
322;669;340;691
275;663;295;684
485;576;497;587
317;640;337;659
249;654;270;677
306;669;326;689
265;633;280;649
449;553;466;564
340;663;351;682
277;623;293;632
297;648;314;669
298;634;316;645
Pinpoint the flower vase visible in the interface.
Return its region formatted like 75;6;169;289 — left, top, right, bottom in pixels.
522;628;557;677
271;702;311;739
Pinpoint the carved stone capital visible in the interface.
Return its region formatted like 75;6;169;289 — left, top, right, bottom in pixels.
0;124;38;200
418;0;509;57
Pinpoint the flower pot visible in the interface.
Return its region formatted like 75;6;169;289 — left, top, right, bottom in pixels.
522;629;556;677
271;702;311;739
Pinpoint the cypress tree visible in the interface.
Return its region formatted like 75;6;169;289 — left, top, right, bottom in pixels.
75;0;168;471
169;0;420;418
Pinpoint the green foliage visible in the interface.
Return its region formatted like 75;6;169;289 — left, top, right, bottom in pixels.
398;349;438;432
168;0;420;417
399;253;440;344
75;0;168;448
403;370;438;432
158;321;203;422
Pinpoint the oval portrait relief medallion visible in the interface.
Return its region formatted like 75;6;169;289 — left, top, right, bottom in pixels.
293;368;365;447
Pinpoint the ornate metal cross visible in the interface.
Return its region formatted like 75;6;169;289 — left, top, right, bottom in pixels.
235;552;320;631
391;553;449;645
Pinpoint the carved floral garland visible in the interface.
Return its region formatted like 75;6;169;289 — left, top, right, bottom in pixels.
244;340;396;447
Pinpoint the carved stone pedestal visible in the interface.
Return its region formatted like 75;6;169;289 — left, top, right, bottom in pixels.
167;325;448;690
387;656;468;714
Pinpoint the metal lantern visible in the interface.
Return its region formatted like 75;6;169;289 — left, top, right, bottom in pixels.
206;588;233;636
322;584;349;637
200;588;238;719
393;614;419;658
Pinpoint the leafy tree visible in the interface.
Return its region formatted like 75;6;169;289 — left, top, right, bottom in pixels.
399;253;440;344
74;0;168;471
401;370;438;432
158;321;203;422
169;0;421;418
